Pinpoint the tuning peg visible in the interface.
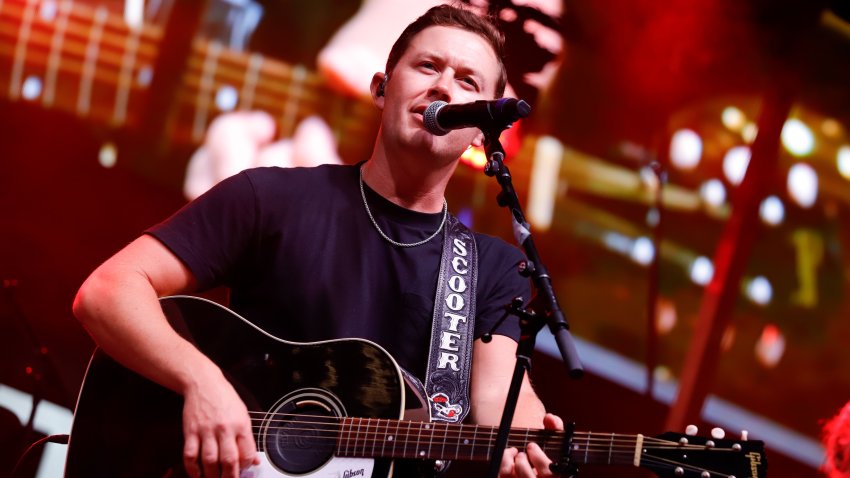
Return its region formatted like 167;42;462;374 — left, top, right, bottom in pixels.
741;430;749;441
685;424;698;436
710;427;725;439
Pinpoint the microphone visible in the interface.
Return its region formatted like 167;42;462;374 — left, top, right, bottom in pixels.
423;98;531;136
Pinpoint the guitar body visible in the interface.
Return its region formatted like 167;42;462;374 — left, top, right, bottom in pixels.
65;296;421;478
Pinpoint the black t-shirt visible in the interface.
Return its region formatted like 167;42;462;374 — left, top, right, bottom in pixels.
147;164;529;380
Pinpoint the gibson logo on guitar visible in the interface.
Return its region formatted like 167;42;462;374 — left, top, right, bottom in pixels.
748;451;763;478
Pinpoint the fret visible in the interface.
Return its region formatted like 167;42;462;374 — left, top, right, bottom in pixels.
341;417;351;457
354;417;363;457
419;422;431;459
470;424;479;460
403;420;414;459
438;421;447;461
76;6;108;116
412;421;421;458
607;432;614;464
8;0;37;101
391;419;400;458
191;40;222;142
239;52;263;110
583;430;590;464
42;0;72;106
280;63;307;137
361;417;370;458
454;422;462;460
379;418;388;457
112;22;141;125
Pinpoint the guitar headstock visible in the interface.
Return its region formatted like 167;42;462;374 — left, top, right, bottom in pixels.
641;429;767;478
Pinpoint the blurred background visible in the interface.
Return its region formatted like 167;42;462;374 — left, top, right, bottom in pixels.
1;0;849;476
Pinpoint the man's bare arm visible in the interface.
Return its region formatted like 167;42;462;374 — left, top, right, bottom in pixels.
73;235;258;478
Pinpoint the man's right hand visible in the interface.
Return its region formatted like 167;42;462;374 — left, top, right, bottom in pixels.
181;369;260;478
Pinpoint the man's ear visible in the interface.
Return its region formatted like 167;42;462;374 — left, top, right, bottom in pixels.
370;72;387;109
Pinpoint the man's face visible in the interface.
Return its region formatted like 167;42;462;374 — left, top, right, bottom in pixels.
375;25;502;164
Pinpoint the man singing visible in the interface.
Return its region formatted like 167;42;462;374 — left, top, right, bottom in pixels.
74;5;562;477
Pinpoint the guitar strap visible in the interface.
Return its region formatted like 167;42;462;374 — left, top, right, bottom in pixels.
425;214;477;423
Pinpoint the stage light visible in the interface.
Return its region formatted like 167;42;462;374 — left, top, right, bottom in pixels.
700;179;726;207
603;231;631;255
821;118;842;138
759;195;784;226
755;324;785;368
689;256;714;286
99;142;117;168
669;129;702;170
721;106;745;131
722;146;751;186
630;236;655;266
460;145;488;170
837;145;850;180
781;118;815;157
655;297;677;334
787;163;818;208
742;122;758;143
746;276;773;306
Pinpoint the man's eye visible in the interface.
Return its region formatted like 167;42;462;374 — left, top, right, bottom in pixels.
421;62;436;70
461;78;478;89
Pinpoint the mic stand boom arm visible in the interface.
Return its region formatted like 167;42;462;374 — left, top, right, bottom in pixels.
480;125;583;478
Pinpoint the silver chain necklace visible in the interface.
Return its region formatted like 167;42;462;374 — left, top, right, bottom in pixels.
359;166;448;248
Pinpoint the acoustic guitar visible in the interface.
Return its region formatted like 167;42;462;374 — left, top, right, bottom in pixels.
65;296;768;478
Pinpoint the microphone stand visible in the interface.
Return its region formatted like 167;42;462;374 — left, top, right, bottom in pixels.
480;125;583;478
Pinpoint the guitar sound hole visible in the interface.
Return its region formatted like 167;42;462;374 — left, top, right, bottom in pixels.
262;391;344;475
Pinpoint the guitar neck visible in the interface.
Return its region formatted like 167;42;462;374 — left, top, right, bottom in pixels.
0;0;378;150
334;418;637;467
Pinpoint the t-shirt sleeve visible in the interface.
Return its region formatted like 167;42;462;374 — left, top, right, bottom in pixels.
145;171;259;290
473;237;531;342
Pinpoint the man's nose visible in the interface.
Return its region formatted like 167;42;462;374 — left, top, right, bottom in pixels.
427;73;453;102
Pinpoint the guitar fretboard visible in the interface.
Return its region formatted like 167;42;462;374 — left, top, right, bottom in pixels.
331;417;641;467
0;0;378;153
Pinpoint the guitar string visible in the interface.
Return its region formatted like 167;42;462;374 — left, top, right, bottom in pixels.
243;412;726;447
243;413;738;451
244;411;748;450
246;423;742;477
243;420;740;453
245;423;741;477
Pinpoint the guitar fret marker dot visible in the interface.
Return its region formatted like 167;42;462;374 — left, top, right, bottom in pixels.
215;85;238;111
22;76;43;100
137;67;153;87
419;451;425;457
424;424;430;430
40;1;58;21
387;436;393;441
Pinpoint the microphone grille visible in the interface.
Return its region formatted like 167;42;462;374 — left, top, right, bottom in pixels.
423;101;450;136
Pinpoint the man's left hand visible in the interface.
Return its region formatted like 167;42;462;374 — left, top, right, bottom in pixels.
499;413;565;477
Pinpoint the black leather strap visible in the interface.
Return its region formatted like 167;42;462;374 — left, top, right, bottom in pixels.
425;215;477;423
